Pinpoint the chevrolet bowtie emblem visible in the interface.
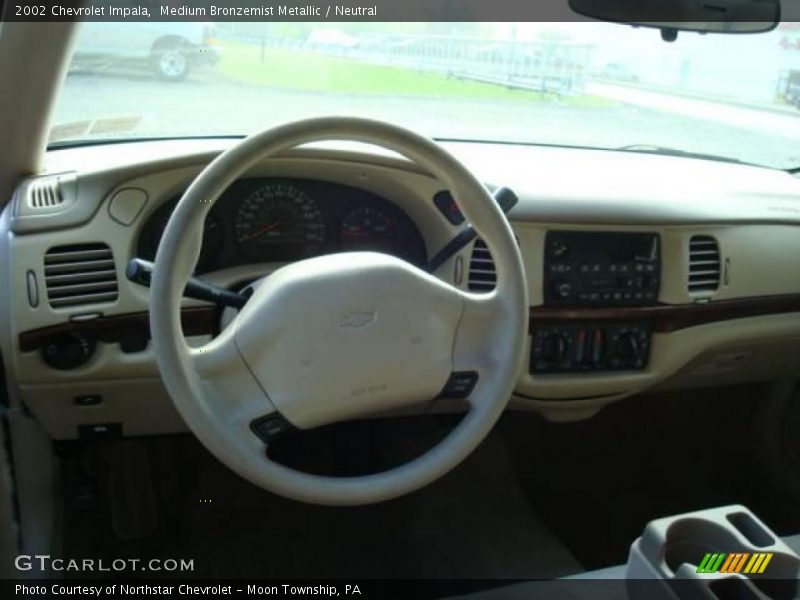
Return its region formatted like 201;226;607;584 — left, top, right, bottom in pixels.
340;311;377;329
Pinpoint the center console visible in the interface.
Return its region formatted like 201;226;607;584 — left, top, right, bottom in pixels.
531;231;660;374
626;505;800;600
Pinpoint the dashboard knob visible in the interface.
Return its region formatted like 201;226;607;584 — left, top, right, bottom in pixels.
615;332;640;361
551;279;574;300
42;332;96;370
550;240;569;259
540;332;570;363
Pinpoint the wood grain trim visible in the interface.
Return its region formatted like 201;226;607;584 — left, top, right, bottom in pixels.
17;294;800;353
530;294;800;333
18;307;217;353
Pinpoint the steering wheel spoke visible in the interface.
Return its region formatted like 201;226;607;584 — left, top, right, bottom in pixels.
450;290;520;407
190;331;277;435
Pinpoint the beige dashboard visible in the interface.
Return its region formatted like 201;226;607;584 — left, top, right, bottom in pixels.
2;139;800;438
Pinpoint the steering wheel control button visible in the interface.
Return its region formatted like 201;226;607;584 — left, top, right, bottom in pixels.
440;371;479;398
109;188;148;226
250;415;293;444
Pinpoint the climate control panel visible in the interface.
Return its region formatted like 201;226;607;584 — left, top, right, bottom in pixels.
530;322;650;373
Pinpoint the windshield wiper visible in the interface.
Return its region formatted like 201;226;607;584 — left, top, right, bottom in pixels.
616;144;747;166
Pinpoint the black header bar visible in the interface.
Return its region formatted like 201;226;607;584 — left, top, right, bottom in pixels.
3;0;800;22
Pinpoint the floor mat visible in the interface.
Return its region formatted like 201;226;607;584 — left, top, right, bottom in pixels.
61;420;582;579
501;385;800;570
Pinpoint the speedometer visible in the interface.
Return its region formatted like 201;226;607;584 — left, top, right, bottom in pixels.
234;182;326;261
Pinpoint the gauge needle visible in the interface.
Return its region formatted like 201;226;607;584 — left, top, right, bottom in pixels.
246;221;281;240
342;228;369;238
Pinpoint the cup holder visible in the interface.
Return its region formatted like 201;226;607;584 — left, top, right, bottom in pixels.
727;511;775;548
664;539;719;573
626;506;800;600
663;518;741;574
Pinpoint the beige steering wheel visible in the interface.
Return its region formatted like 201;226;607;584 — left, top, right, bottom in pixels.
150;117;528;505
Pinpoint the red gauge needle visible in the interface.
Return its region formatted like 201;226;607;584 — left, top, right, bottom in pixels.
342;229;370;238
246;221;281;240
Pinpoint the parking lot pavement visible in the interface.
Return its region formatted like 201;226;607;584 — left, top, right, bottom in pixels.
51;72;800;170
587;81;800;140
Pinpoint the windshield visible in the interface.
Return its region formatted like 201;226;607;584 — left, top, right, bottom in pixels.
52;21;800;170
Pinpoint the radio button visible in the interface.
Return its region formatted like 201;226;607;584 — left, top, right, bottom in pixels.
549;239;569;259
552;280;574;300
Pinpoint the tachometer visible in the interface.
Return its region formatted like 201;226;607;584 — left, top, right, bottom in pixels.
137;204;223;273
340;205;405;257
234;182;325;260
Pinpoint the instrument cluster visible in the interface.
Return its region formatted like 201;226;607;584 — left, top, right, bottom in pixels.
137;178;427;273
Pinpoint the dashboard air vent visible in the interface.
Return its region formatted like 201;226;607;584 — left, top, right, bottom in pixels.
15;173;77;219
29;179;64;209
468;238;496;291
44;243;118;309
688;235;721;295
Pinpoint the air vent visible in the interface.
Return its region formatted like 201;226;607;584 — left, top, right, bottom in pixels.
688;235;721;295
44;243;118;309
14;172;77;219
468;238;496;291
29;179;64;208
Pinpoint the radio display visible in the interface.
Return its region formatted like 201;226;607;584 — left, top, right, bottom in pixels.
543;231;660;306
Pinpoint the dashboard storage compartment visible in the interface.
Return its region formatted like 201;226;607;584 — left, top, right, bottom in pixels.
626;505;799;600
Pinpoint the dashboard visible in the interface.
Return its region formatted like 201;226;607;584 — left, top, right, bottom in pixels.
3;139;800;439
137;178;427;273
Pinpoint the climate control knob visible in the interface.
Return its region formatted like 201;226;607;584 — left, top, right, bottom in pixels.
540;332;570;364
614;332;641;361
531;324;650;373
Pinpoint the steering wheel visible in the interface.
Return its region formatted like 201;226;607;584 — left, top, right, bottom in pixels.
150;117;528;505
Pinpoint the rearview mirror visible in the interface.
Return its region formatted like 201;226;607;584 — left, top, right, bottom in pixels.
568;0;780;40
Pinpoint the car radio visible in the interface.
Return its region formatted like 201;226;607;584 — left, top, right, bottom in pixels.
543;231;660;306
533;231;659;374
